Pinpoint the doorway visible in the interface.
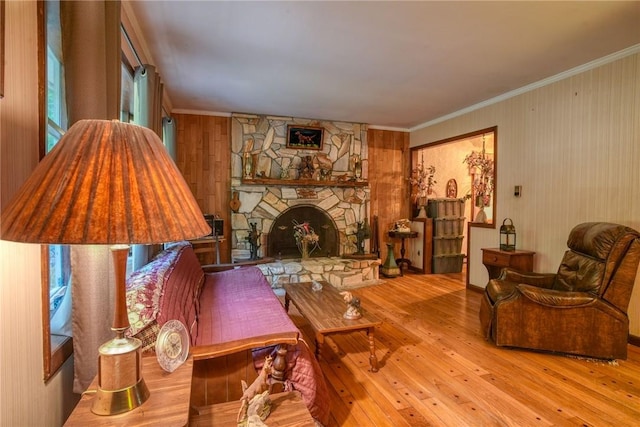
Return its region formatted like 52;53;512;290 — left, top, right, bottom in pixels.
410;127;497;229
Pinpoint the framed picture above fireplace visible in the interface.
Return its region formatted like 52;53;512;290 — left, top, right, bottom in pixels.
286;125;324;150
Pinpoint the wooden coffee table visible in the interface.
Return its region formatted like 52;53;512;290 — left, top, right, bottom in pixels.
283;281;382;372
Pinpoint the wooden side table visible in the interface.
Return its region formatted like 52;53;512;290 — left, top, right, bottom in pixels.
65;356;193;426
189;236;225;264
388;230;418;276
482;247;535;279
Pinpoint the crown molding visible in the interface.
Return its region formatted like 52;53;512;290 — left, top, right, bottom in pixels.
410;44;640;132
368;125;410;132
170;109;232;117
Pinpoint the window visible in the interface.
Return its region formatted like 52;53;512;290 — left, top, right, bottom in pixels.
46;46;66;149
46;42;71;332
42;0;73;381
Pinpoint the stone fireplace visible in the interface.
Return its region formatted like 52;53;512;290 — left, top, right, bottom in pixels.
230;114;371;259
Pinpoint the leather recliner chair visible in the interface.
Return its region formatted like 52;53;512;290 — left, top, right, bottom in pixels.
479;222;640;360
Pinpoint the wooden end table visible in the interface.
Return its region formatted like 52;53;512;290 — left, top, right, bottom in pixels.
284;281;382;372
482;247;535;279
388;230;418;275
65;356;193;426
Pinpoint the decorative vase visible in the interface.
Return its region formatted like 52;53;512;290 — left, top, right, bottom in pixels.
300;240;309;259
380;243;400;278
416;205;427;218
475;206;487;223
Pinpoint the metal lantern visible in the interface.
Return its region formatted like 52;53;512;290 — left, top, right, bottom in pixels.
500;218;516;251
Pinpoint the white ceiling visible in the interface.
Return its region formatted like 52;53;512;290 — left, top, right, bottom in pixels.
126;1;640;130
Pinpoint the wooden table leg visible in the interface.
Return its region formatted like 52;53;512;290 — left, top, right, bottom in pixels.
270;345;288;393
367;327;379;372
315;332;324;360
284;292;290;312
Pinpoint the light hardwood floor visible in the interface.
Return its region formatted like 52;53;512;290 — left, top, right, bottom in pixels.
286;269;640;426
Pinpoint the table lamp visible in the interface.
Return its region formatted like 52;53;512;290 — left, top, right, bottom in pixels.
0;119;210;415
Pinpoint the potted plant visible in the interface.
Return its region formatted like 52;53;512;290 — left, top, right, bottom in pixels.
463;142;494;223
409;155;436;217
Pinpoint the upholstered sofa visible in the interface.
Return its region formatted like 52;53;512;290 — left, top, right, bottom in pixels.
480;222;640;360
125;241;330;424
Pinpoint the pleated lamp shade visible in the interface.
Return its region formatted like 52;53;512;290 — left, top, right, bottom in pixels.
1;119;210;244
1;119;210;415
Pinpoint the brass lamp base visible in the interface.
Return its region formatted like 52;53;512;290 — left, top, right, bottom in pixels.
91;336;150;415
91;377;150;416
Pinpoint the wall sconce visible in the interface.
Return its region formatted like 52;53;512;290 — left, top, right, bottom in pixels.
500;218;516;251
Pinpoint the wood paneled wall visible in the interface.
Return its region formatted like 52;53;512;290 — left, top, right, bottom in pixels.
174;114;232;263
368;129;411;258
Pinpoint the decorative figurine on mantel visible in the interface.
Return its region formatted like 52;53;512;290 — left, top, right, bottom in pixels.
246;223;261;260
298;155;314;180
340;291;362;320
312;153;333;181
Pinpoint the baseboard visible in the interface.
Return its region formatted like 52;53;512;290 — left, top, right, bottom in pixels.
466;283;484;293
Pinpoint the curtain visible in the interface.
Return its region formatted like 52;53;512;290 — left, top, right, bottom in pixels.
163;116;177;161
134;64;164;136
70;247;115;392
132;64;165;270
60;0;121;393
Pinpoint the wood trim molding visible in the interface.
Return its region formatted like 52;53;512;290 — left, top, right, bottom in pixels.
241;177;369;187
466;282;484;293
0;0;4;98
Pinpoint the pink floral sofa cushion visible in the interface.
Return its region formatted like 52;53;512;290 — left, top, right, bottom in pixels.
125;242;191;335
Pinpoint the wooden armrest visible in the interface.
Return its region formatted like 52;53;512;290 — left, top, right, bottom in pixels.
191;331;299;360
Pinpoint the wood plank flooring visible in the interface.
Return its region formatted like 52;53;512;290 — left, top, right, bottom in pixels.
286;270;640;426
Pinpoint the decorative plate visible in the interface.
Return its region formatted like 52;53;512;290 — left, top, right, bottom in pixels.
155;319;190;373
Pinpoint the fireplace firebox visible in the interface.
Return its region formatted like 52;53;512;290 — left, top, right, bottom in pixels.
267;205;339;259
